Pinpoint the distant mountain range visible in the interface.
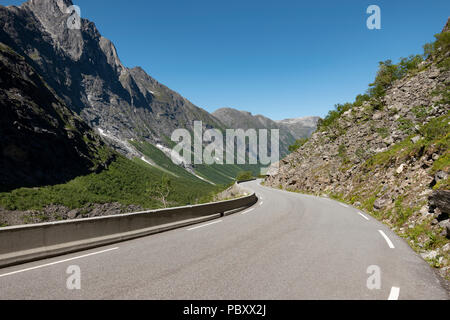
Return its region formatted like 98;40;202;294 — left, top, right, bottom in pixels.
276;116;321;140
213;108;319;155
0;0;319;191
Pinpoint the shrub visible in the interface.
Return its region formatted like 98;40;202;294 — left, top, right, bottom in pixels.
236;171;253;182
353;94;371;107
424;31;450;60
288;138;308;152
368;60;402;98
398;54;424;74
317;103;352;130
397;117;415;134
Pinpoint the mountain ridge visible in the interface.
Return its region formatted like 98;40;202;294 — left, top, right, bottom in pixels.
212;107;318;156
0;0;316;168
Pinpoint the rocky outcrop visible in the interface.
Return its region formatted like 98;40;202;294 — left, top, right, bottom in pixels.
430;190;450;215
0;42;115;191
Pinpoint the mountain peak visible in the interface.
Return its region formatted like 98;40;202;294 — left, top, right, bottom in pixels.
24;0;74;15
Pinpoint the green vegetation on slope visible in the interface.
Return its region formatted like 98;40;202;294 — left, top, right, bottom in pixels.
288;138;309;152
0;155;222;211
236;171;254;182
130;140;199;181
364;113;450;174
131;140;262;185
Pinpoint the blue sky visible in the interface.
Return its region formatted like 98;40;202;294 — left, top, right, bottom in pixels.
4;0;450;119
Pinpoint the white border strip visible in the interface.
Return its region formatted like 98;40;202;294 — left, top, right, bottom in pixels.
241;208;256;215
0;247;119;278
187;220;223;231
358;212;370;221
378;230;395;249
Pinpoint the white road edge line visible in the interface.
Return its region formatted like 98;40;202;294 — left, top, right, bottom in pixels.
378;230;395;249
187;220;223;231
241;208;255;215
339;203;349;208
388;286;400;300
358;212;369;221
0;247;119;278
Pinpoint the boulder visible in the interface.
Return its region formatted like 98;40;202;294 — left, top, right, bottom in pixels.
429;190;450;214
67;209;80;219
396;164;406;174
411;136;421;144
435;171;448;182
373;198;386;210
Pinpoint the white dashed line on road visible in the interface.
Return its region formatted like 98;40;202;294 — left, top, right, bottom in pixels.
378;230;395;249
241;208;256;215
187;220;223;231
260;201;263;206
0;247;119;278
388;287;400;300
358;212;369;221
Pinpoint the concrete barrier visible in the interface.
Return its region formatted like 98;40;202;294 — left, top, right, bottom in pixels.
237;178;257;184
0;192;257;268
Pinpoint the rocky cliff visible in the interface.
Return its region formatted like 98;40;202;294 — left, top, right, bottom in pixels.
0;42;115;191
266;20;450;279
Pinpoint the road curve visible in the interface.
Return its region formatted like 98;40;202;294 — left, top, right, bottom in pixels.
0;180;448;300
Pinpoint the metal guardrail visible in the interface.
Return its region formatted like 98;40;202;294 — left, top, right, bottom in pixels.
0;191;258;268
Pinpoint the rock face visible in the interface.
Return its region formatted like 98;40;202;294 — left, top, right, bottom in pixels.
212;108;319;156
429;190;450;214
0;0;223;158
0;42;114;191
266;21;450;278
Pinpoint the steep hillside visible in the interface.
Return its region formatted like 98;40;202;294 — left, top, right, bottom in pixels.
0;43;222;226
266;20;450;278
0;42;115;192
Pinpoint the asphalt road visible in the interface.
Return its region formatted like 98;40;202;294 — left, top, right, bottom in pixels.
0;180;448;300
